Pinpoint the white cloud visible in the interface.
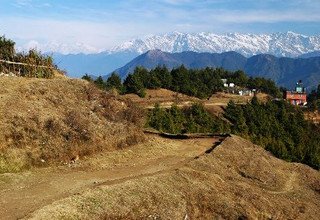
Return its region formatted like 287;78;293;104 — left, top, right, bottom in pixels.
14;0;33;7
16;40;101;54
13;0;51;8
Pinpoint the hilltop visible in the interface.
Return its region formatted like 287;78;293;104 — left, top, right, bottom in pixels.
21;135;320;219
0;36;319;218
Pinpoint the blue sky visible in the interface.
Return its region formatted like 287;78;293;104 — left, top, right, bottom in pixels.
0;0;319;53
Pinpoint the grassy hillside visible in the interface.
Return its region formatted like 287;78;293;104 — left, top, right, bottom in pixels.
0;77;145;173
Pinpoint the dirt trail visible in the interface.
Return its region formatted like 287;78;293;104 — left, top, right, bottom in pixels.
145;102;231;109
0;137;218;220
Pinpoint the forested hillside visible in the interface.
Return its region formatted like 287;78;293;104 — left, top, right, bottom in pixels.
96;65;320;170
224;98;320;169
110;50;320;90
85;66;280;99
146;98;320;170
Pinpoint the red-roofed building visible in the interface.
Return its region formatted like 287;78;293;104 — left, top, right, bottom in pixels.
284;81;307;106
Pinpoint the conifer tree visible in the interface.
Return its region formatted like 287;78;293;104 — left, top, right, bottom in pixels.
94;76;106;90
106;72;124;93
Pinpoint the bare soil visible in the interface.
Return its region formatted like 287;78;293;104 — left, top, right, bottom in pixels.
21;136;320;219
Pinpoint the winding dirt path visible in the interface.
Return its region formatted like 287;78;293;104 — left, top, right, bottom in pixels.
145;102;234;109
0;137;219;220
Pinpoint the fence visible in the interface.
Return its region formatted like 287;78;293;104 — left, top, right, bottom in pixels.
0;59;54;77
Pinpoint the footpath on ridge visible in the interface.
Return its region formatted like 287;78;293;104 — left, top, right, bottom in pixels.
0;135;222;220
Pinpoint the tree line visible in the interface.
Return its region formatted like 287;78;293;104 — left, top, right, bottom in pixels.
0;36;58;78
83;66;281;98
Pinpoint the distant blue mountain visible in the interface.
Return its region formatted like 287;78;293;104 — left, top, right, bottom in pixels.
110;50;320;90
298;51;320;59
112;50;246;78
245;54;320;90
52;51;138;78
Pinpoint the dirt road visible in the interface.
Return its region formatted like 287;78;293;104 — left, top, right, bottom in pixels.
0;136;219;220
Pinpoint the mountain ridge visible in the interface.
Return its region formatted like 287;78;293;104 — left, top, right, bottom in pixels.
111;50;320;90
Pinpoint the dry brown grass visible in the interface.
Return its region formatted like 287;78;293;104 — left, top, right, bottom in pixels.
124;90;269;119
123;88;199;107
305;111;320;124
0;135;216;219
25;135;320;220
208;92;269;104
0;77;145;172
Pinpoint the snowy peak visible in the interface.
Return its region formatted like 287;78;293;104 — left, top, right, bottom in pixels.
110;32;320;57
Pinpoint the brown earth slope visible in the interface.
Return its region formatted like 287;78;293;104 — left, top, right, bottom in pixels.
24;135;320;220
0;135;219;219
0;77;145;172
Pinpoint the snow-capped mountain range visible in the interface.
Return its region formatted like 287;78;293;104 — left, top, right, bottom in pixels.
51;31;320;78
110;31;320;58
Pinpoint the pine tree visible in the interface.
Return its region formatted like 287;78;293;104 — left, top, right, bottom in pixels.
94;76;106;90
123;74;146;97
106;72;124;93
82;74;93;82
0;36;15;60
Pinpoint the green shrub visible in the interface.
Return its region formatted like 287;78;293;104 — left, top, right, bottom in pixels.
147;103;230;134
